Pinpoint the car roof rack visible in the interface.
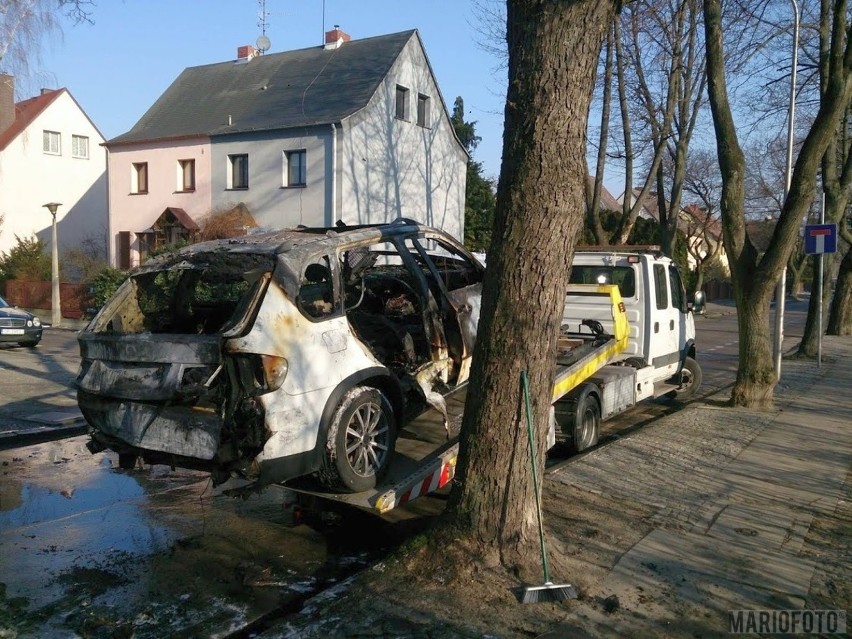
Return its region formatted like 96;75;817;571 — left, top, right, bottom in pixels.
575;244;663;255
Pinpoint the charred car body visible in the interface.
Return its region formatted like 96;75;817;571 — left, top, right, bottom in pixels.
77;221;483;492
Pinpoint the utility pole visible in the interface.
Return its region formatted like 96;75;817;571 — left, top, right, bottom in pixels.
42;202;62;328
773;0;800;380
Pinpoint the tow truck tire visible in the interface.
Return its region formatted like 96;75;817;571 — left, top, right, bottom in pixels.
572;385;601;452
669;356;702;402
321;386;397;493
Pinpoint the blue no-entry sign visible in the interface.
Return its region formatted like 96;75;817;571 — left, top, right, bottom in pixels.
804;223;837;255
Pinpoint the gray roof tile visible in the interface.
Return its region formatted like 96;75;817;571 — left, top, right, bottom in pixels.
108;30;415;145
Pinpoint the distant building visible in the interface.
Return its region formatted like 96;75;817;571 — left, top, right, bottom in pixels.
0;74;107;257
105;28;467;269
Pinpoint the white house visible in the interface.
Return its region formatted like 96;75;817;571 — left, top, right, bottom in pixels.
105;28;468;269
0;74;107;257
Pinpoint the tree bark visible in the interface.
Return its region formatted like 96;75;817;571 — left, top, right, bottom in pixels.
827;240;852;334
589;24;614;245
446;0;617;571
796;253;833;356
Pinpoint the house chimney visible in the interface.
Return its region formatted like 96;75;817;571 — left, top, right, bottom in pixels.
0;74;15;135
324;25;351;50
40;88;54;95
236;45;260;62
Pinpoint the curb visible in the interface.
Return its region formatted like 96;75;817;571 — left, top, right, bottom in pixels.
0;423;88;450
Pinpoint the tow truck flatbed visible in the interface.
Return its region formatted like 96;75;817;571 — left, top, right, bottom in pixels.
284;284;629;515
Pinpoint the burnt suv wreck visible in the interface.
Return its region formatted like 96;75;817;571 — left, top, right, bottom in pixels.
77;220;483;492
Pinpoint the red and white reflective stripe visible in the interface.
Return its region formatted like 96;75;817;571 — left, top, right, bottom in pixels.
397;457;456;506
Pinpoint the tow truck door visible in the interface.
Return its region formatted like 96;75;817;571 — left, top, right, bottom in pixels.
647;261;687;380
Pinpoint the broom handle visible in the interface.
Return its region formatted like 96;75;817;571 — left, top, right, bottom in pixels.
521;370;551;583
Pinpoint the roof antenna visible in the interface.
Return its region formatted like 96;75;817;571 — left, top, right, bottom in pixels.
256;0;271;53
322;0;326;44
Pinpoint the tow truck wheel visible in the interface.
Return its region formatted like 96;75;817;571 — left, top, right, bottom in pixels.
669;356;702;402
572;385;600;452
322;386;397;493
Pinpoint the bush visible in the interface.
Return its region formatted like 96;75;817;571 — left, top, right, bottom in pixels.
0;235;52;281
198;202;258;241
81;267;128;317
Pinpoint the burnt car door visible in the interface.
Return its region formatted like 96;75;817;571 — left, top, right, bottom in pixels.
402;234;484;387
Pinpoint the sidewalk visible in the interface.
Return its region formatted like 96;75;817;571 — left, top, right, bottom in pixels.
266;335;852;638
543;334;851;636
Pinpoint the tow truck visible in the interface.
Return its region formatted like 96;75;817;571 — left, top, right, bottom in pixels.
283;283;629;515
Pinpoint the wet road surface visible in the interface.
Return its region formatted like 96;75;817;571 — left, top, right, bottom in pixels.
0;436;424;638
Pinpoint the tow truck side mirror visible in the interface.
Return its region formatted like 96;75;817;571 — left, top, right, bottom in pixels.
690;290;706;315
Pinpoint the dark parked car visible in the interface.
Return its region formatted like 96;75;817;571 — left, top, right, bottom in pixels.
0;295;43;347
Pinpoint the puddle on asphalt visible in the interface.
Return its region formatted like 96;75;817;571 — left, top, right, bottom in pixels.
0;437;395;638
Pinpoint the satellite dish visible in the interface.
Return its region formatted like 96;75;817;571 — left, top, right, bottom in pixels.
256;34;271;52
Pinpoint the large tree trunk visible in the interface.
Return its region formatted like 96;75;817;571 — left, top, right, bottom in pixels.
795;253;833;356
704;0;852;407
446;0;617;572
827;241;852;334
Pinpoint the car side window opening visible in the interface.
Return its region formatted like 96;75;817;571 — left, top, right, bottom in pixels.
341;241;430;370
298;256;337;319
653;264;669;310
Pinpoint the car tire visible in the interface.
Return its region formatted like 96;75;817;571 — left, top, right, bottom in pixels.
669;356;702;402
320;386;396;493
571;384;600;452
18;340;39;348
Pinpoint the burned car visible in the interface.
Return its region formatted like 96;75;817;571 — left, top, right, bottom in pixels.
77;221;483;492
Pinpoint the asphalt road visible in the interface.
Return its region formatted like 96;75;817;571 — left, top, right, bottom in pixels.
0;328;86;447
588;297;809;444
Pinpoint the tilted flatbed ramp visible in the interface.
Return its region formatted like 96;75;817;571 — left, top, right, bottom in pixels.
286;284;629;514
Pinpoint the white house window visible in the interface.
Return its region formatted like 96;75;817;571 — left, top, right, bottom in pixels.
178;159;195;191
395;85;409;121
71;134;89;158
284;150;307;187
417;94;431;128
131;162;148;194
229;154;249;189
43;130;61;155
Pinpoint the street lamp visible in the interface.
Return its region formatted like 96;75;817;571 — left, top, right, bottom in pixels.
773;0;800;381
42;202;62;328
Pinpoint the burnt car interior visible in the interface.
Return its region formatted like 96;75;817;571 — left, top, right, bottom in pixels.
90;253;275;335
335;236;482;400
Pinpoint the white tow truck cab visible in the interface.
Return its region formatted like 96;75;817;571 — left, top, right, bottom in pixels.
555;246;702;450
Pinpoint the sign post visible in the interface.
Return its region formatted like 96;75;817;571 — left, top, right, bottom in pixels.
804;221;837;368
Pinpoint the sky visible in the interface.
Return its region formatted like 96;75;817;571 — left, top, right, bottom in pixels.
27;0;508;181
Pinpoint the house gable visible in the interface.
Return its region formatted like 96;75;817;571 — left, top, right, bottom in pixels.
0;84;107;256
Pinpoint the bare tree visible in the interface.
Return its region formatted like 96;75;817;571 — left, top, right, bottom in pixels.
800;49;852;349
444;0;618;574
0;0;92;81
682;148;725;290
703;0;852;407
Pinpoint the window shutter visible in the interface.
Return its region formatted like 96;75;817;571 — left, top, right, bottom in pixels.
118;231;131;270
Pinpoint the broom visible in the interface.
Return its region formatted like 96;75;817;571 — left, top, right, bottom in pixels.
518;370;577;604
